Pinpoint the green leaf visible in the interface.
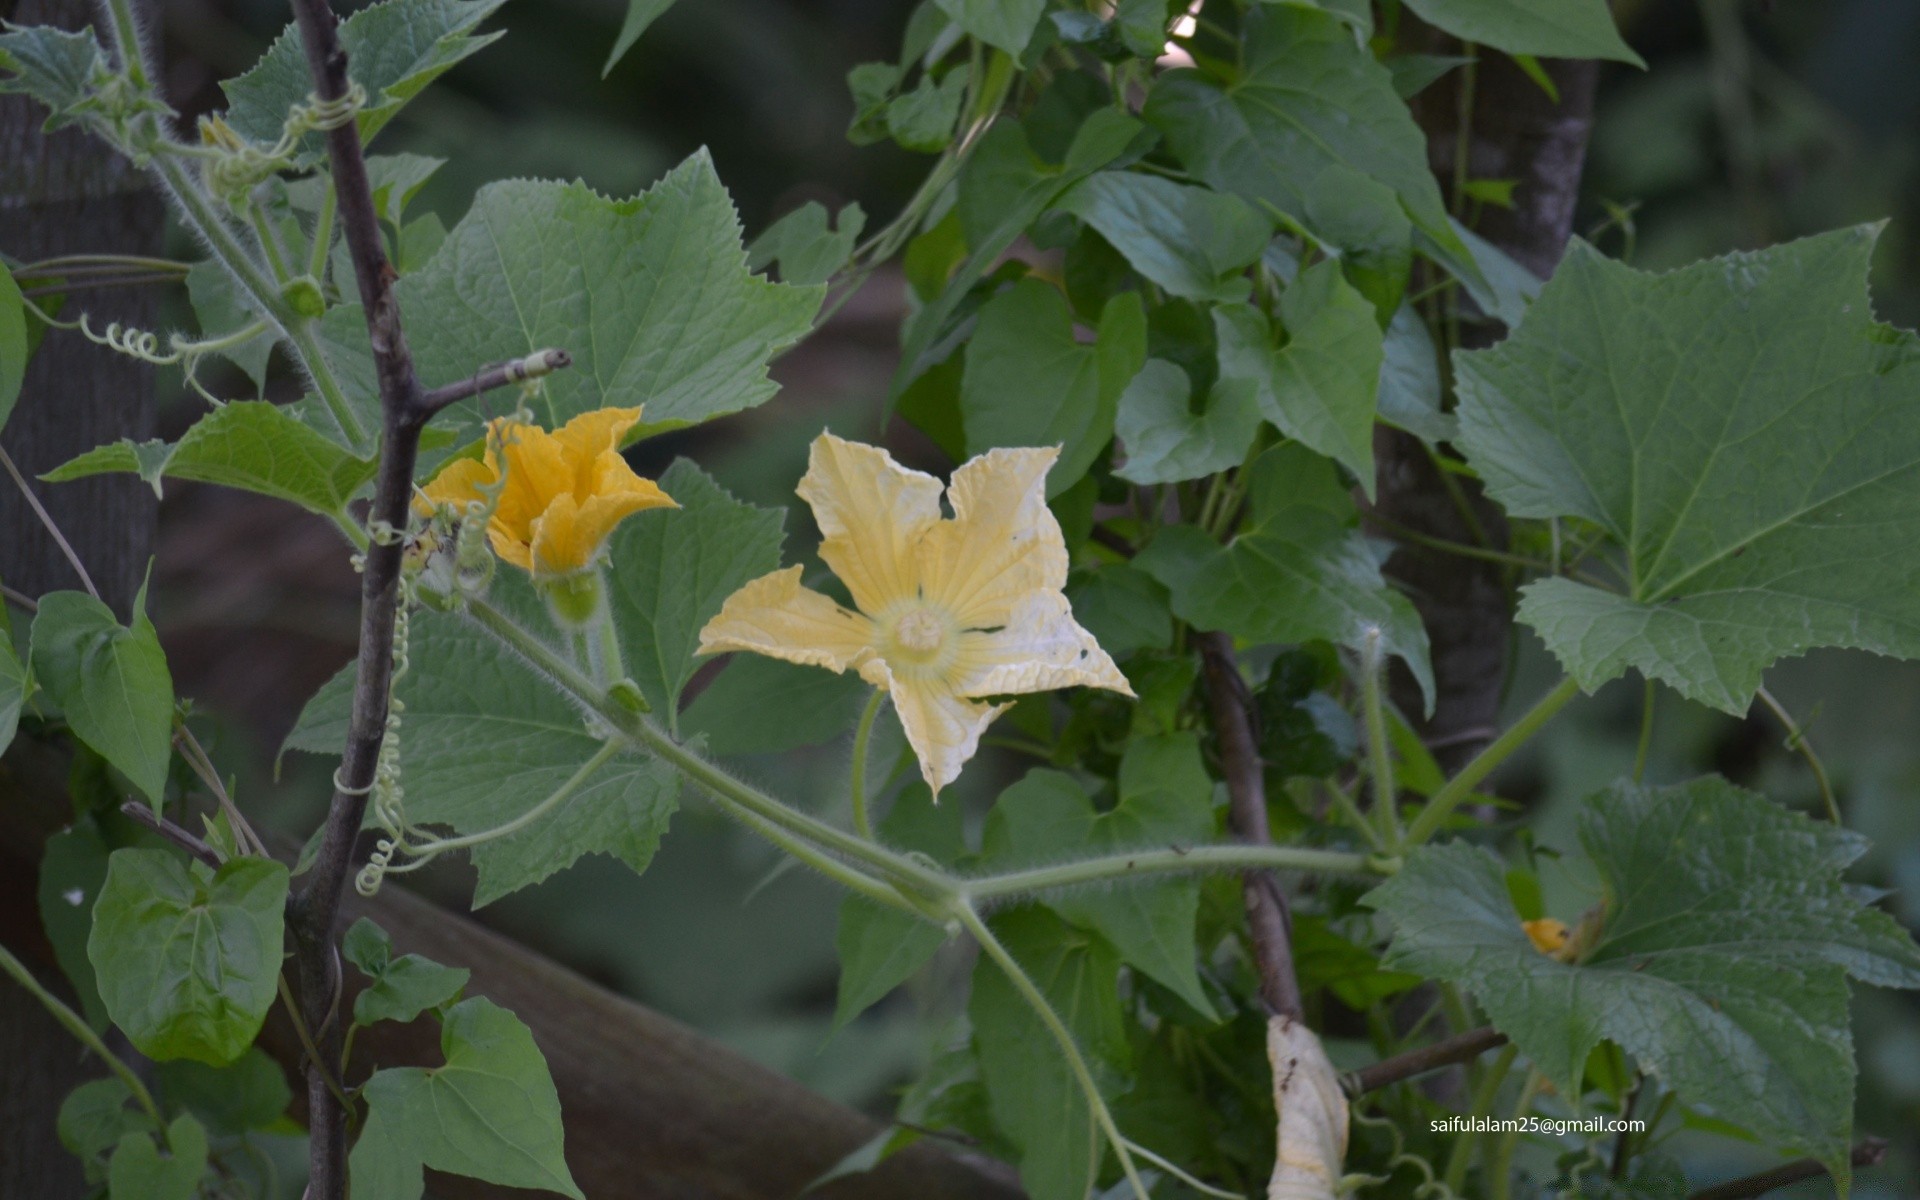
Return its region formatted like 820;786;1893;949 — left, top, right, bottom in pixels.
285;576;679;905
336;155;820;446
349;997;583;1200
895;110;1149;398
0;264;27;432
1376;301;1455;443
1065;564;1172;658
223;0;506;166
58;1077;150;1164
345;919;472;1026
183;262;274;391
1144;5;1481;292
87;850;289;1066
962;282;1146;497
1452;217;1542;327
46;401;376;517
748;201;867;287
1297;165;1415;322
38;822;114;1030
681;654;871;757
984;735;1219;1018
888;68;967;152
108;1115;209;1200
935;0;1046;55
1400;0;1643;66
1055;172;1271;302
1114;359;1261;487
30;586;173;803
610;459;786;728
970;906;1127;1200
1136;443;1434;708
1367;777;1920;1186
1215;260;1383;496
156;1048;291;1135
603;0;678;75
0;24;107;131
1387;53;1472;100
845;62;902;145
1457;228;1920;713
0;636;25;754
833;787;963;1030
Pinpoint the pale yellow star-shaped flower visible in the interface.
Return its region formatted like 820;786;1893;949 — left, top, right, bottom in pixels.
698;432;1134;795
420;407;676;579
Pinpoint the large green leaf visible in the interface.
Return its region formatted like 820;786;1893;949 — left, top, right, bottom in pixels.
961;282;1146;497
935;0;1046;55
46;401;376;517
184;262;275;390
1401;0;1643;66
1;264;27;432
1055;172;1272;303
155;1048;291;1135
832;787;963;1030
285;575;679;906
1136;443;1433;707
1216;260;1384;495
1144;5;1480;290
1367;777;1920;1186
0;637;24;754
0;24;107;131
30;586;173;803
970;906;1128;1200
38;822;114;1029
1456;228;1920;713
87;850;290;1066
326;155;820;446
609;459;786;730
747;201;866;288
895;110;1149;397
982;734;1220;1018
681;653;871;756
350;997;583;1200
1114;359;1261;486
222;0;506;166
108;1115;209;1200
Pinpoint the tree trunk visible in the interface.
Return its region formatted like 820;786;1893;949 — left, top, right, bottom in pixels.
0;1;162;1191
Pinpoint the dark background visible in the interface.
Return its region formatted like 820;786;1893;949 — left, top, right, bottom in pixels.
97;0;1920;1193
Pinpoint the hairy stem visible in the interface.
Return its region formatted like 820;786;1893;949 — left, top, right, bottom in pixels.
848;687;885;840
1404;676;1582;846
0;942;164;1131
966;844;1377;900
1361;627;1401;850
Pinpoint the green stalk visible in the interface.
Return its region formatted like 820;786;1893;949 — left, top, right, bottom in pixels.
848;688;885;839
1488;1068;1547;1200
100;0;152;87
1361;627;1401;851
1403;676;1582;846
407;740;621;856
1632;677;1655;784
309;177;338;281
953;903;1150;1200
1443;1042;1517;1193
0;943;164;1130
965;844;1376;901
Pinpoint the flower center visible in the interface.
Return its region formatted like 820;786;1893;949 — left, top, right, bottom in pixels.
893;607;946;653
883;603;958;675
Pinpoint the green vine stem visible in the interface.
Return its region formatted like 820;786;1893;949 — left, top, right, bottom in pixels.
847;687;885;840
952;901;1151;1200
1443;1042;1518;1193
402;739;623;861
1488;1067;1547;1200
1755;686;1839;822
0;943;165;1132
964;844;1376;899
1361;626;1402;850
1633;677;1655;784
1403;676;1583;846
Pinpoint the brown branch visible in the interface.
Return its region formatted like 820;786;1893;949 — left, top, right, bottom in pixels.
1196;631;1302;1019
419;347;574;417
282;2;433;1196
1687;1138;1887;1200
1342;1025;1507;1094
118;801;222;869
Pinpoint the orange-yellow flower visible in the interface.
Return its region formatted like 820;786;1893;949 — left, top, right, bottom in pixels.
697;432;1133;795
420;407;675;579
1523;918;1571;956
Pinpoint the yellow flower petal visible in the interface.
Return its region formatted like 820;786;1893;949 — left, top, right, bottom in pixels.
917;446;1068;628
948;591;1134;699
489;419;574;550
698;565;878;672
418;455;498;515
863;659;1009;797
797;432;943;616
1523;918;1570;956
553;406;643;466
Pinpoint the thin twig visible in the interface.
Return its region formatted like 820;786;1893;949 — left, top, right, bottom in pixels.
1196;631;1302;1019
2;583;37;612
1342;1026;1508;1094
417;348;574;417
282;1;434;1194
0;445;99;599
1754;687;1839;823
1687;1138;1886;1200
119;801;223;869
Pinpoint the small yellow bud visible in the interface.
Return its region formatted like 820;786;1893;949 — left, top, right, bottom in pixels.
1523;918;1571;956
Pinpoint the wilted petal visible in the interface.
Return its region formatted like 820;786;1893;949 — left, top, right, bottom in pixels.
949;591;1133;699
798;432;944;616
699;565;878;673
918;446;1068;628
1267;1015;1347;1200
864;659;1009;797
